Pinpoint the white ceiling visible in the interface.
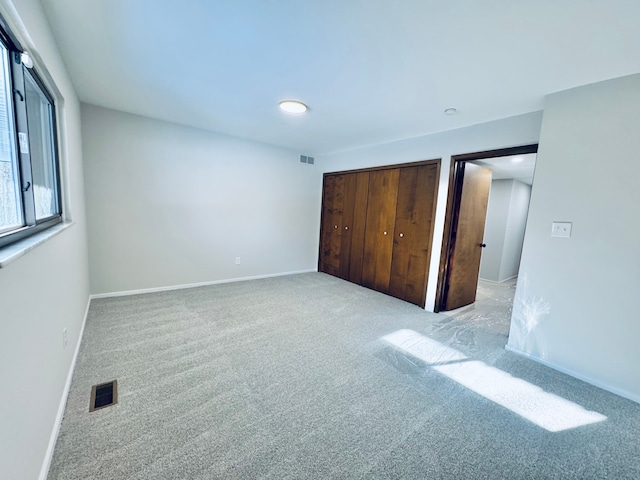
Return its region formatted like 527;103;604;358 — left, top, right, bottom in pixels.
40;0;640;155
473;153;537;185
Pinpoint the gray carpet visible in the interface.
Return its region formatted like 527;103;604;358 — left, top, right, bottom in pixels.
48;273;640;479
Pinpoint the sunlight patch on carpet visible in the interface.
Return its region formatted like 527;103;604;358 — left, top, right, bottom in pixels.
381;329;607;432
381;329;467;365
434;360;607;432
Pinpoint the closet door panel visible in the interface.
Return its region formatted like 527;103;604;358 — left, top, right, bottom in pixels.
346;172;370;284
388;167;418;300
362;168;400;293
319;174;346;276
389;164;439;306
337;173;358;280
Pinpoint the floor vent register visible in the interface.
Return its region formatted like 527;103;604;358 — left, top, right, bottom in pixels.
89;380;118;412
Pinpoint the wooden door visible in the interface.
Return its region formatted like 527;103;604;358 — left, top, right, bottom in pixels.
361;169;400;293
443;163;492;310
343;172;369;284
389;164;439;307
319;174;346;276
319;172;369;281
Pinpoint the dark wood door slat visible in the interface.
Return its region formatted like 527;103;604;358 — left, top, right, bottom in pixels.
347;172;370;284
389;164;438;306
362;168;399;293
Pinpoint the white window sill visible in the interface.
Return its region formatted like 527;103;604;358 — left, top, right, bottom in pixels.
0;221;75;268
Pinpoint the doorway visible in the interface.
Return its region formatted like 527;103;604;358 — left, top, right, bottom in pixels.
435;144;538;313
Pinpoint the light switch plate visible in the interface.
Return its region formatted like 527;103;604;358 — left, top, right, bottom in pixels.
551;222;572;238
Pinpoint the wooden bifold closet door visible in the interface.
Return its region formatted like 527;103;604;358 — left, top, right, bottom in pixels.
361;168;400;293
388;164;439;306
319;172;369;282
319;161;439;308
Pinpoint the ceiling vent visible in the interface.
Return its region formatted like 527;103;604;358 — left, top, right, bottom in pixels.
300;155;314;165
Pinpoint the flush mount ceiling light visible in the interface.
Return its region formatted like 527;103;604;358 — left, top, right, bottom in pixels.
279;100;308;114
444;107;457;115
511;156;525;163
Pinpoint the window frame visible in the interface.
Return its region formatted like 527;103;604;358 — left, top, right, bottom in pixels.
0;20;62;249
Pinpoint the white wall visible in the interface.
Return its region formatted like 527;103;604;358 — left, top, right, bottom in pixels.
480;179;531;282
500;180;530;280
0;1;90;479
319;112;542;310
82;104;322;294
508;74;640;402
479;180;510;282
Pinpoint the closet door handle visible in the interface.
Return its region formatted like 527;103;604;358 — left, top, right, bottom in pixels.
334;225;338;229
344;226;349;230
383;231;388;235
399;233;404;238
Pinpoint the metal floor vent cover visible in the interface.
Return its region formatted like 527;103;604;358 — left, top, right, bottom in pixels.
89;380;118;412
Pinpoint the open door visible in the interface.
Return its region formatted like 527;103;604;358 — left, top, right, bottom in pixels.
442;163;492;310
436;144;538;312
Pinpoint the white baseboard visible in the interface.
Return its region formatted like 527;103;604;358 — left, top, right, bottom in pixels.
90;269;317;299
505;344;640;405
39;296;91;480
478;275;518;284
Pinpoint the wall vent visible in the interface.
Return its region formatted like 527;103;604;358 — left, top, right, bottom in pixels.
300;155;315;165
89;380;118;412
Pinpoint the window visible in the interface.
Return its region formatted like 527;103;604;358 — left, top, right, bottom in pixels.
0;22;61;249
